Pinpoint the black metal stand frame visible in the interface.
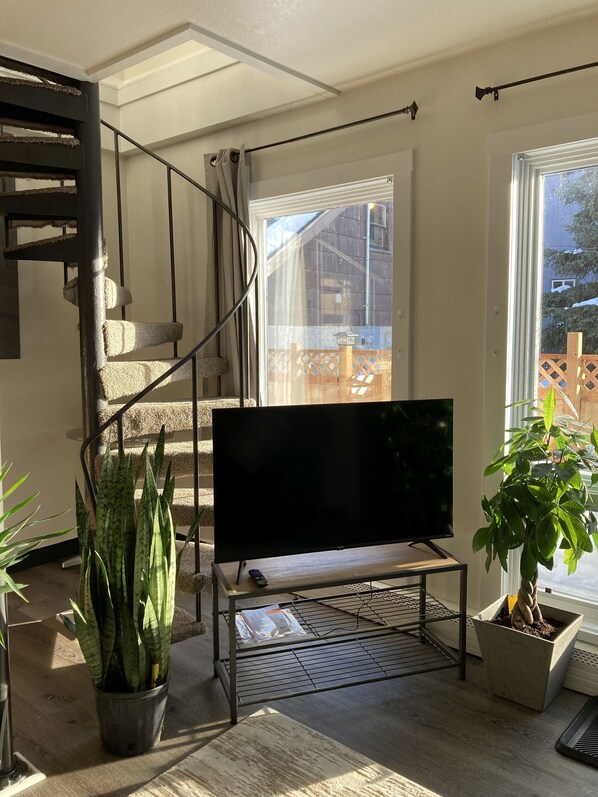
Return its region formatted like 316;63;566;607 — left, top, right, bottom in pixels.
213;545;467;724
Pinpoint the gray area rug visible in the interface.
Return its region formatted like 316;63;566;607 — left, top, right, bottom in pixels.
130;706;440;797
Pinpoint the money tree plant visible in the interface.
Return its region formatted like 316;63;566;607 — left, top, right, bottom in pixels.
473;388;598;630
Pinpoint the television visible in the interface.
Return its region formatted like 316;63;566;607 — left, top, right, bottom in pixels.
212;398;453;565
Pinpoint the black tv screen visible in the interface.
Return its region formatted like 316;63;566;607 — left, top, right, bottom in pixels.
212;398;453;564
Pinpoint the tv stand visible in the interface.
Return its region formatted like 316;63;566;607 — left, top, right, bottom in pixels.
410;539;449;559
235;560;247;585
213;542;467;724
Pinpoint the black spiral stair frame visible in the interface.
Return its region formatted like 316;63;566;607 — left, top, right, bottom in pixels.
80;122;258;624
0;56;258;618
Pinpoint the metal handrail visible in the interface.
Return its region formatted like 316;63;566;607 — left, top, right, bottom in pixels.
80;122;258;507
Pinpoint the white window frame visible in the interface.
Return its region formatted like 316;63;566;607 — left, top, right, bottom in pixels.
551;278;576;290
249;151;414;403
486;123;598;643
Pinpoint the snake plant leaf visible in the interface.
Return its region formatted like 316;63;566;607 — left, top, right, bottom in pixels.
94;448;115;549
162;462;175;509
176;511;203;572
152;426;166;483
119;605;145;692
133;454;156;628
71;601;104;687
75;482;93;555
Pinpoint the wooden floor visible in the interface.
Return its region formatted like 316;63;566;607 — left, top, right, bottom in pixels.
5;561;597;797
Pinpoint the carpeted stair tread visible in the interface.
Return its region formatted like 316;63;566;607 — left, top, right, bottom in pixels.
0;185;78;221
0;134;79;146
0;75;87;122
11;218;75;228
0;185;77;197
99;356;228;401
135;487;214;527
4;231;78;261
103;319;183;356
0;136;82;174
100;439;213;478
0;169;75;181
176;540;214;594
99;397;255;439
171;605;206;643
0;75;82;96
0;116;74;135
64;276;132;310
5;232;75;252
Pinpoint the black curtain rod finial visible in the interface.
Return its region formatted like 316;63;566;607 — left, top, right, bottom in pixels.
475;86;492;101
407;101;418;120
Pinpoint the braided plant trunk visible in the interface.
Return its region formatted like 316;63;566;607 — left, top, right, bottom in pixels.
511;568;543;630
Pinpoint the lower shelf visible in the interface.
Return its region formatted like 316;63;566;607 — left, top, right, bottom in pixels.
220;629;459;706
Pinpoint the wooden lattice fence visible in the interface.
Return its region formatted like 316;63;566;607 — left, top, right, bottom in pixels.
268;332;598;421
538;332;598;425
267;343;391;404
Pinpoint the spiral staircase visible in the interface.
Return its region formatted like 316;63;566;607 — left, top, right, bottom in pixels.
0;56;258;640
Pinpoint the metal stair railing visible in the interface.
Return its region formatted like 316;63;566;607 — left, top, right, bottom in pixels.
80;123;258;619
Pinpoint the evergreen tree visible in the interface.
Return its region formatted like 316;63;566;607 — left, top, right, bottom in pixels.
542;168;598;353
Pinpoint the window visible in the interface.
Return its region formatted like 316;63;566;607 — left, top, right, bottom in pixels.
369;202;390;250
507;137;598;628
250;151;413;407
551;278;576;290
252;179;393;405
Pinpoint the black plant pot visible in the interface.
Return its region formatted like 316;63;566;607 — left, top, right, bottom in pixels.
94;680;169;757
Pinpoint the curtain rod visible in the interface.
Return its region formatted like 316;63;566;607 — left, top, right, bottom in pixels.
476;59;598;101
244;101;418;154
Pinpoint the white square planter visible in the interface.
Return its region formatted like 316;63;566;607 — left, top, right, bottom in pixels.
472;595;583;712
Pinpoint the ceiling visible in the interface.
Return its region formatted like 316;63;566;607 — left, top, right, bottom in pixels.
2;0;598;92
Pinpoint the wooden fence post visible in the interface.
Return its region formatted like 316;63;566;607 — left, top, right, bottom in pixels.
338;344;353;402
566;331;583;415
291;342;302;404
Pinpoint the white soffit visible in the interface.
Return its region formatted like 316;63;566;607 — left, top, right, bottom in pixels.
91;24;340;103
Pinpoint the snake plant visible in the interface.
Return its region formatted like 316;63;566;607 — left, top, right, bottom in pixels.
71;428;190;693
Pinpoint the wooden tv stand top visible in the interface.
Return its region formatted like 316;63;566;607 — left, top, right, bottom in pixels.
213;541;462;599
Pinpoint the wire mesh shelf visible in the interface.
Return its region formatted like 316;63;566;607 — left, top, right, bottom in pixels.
222;628;458;706
223;582;459;651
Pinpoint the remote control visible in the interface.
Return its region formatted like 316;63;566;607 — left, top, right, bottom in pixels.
248;568;268;588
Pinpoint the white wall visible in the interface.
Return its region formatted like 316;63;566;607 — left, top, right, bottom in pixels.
0;151;118;545
3;13;598;598
111;13;598;614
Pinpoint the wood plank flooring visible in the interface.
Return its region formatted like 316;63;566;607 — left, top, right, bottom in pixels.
5;561;597;797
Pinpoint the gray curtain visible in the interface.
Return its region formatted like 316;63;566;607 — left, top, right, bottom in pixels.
204;147;256;400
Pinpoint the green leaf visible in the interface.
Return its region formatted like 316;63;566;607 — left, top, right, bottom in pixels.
542;388;556;433
520;540;539;581
535;514;559;561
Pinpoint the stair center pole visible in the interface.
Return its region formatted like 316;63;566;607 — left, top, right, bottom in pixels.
76;81;107;469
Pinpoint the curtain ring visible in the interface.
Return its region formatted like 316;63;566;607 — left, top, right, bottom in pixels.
210;155;218;166
231;151;239;164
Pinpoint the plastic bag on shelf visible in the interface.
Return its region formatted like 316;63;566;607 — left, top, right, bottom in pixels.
236;604;307;644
